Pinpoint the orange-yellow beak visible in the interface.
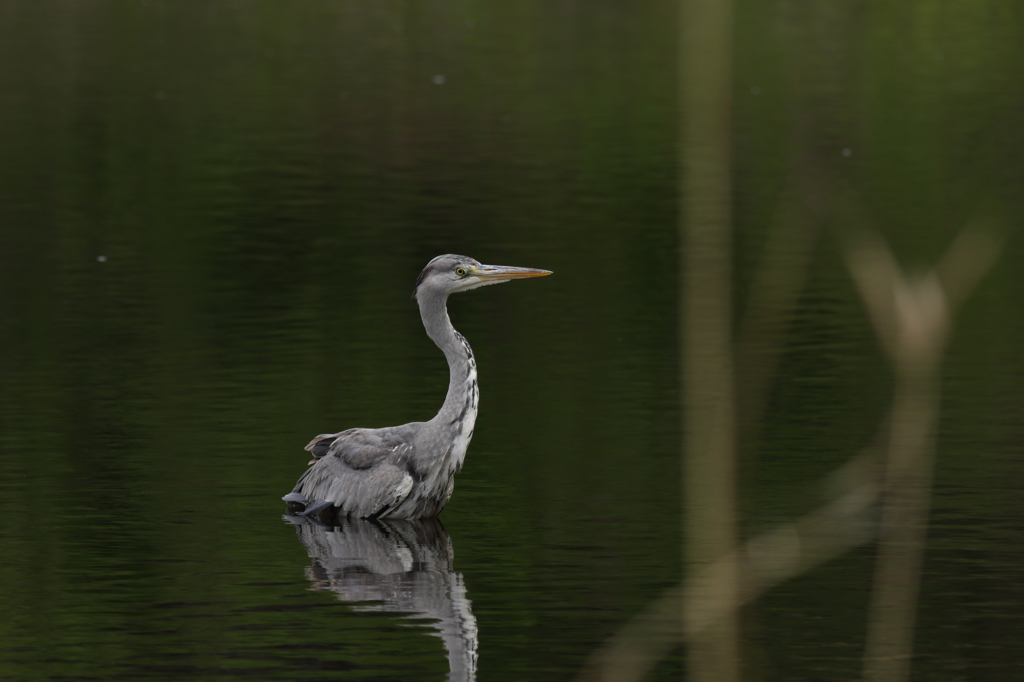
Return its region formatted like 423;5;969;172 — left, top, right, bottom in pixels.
473;265;553;282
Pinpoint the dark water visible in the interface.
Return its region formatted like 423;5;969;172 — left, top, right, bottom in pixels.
1;2;1023;680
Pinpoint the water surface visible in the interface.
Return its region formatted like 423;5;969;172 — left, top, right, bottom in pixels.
1;1;1023;680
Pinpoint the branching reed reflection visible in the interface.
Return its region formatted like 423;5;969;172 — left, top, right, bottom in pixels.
578;199;1005;682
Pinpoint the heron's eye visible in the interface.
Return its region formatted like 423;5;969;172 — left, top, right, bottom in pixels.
455;267;467;277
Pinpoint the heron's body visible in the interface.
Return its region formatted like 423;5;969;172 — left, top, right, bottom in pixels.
284;254;550;520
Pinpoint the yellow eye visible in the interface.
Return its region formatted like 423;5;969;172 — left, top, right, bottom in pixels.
455;267;467;277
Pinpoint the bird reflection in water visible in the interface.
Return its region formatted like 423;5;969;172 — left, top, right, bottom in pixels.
286;514;478;681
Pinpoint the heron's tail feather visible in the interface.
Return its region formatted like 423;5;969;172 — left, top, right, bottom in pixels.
282;491;335;519
297;500;334;518
305;433;339;459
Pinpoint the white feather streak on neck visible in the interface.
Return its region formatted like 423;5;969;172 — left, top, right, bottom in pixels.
418;293;479;480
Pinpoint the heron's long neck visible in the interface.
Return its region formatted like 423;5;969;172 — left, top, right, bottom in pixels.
420;295;478;433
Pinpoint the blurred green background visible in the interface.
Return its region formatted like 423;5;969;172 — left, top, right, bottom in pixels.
0;1;1022;680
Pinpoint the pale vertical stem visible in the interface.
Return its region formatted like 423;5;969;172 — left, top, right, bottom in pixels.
680;0;739;679
862;368;940;682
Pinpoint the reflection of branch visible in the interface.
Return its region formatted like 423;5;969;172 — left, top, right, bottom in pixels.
935;218;1005;312
849;223;1002;682
580;182;1004;680
576;453;879;682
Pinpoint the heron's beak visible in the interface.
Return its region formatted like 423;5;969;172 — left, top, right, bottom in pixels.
474;265;553;282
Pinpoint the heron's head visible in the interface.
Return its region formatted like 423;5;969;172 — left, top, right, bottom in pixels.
413;254;551;302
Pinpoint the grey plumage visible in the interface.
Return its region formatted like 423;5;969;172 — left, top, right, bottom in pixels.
284;254;551;520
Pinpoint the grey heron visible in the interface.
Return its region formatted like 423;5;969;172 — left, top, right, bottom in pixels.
284;254;551;520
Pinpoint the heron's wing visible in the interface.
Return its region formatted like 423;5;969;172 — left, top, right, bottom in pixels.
293;457;413;519
305;428;409;468
294;428;417;518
